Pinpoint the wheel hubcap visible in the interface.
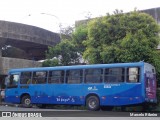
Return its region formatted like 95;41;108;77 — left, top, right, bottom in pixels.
25;98;31;105
89;99;97;108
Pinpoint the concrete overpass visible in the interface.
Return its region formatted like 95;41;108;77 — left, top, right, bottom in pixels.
0;20;60;60
0;20;60;88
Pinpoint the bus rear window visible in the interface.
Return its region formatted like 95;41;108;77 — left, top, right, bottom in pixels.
127;67;140;83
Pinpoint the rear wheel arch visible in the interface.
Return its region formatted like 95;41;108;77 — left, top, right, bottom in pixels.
20;93;30;100
85;93;100;102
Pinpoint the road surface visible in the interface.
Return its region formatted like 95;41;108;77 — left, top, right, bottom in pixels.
0;105;159;120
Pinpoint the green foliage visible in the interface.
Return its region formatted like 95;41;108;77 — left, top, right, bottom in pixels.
44;24;88;67
148;51;160;83
45;40;80;66
60;25;74;38
83;10;160;83
44;10;160;83
42;59;60;67
84;10;160;63
72;24;88;54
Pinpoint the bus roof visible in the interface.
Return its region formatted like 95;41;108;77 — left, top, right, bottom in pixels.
8;62;147;74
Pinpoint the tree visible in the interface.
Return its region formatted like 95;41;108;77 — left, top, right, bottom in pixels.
44;24;88;67
83;10;160;64
72;24;88;54
45;40;80;66
83;10;160;86
60;25;74;37
42;59;60;67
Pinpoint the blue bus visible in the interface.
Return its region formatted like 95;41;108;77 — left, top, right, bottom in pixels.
4;62;157;111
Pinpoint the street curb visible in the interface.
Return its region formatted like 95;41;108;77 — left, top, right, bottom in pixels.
0;102;38;108
0;102;19;107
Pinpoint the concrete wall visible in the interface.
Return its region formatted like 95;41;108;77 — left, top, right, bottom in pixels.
0;20;61;60
0;20;60;46
0;57;42;75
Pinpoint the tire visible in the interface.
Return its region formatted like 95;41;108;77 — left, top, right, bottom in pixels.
21;95;32;108
101;106;113;111
86;96;100;111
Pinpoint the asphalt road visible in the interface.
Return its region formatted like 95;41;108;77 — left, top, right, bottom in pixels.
0;105;159;120
0;105;127;117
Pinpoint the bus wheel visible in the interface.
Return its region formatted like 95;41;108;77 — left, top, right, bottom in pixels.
21;95;32;108
86;96;100;111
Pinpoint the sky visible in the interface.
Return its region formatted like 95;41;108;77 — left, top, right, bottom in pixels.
0;0;160;32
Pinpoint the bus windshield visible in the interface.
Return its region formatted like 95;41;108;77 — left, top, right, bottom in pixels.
6;74;19;88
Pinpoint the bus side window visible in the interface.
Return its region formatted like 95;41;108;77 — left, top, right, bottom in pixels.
66;70;83;84
33;71;47;84
127;67;140;83
85;69;102;83
104;68;124;83
20;72;32;84
48;71;64;84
